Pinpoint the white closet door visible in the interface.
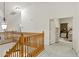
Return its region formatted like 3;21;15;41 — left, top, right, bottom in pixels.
49;20;56;45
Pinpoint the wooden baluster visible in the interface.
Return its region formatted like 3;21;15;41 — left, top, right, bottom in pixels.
7;51;9;57
20;43;21;57
18;41;19;57
37;36;39;48
32;37;34;48
21;36;24;57
25;45;26;57
35;36;36;48
39;34;41;48
19;34;24;57
6;51;8;57
31;36;36;47
19;41;21;57
30;37;31;47
39;35;41;48
42;32;44;49
13;48;15;57
32;37;33;47
20;44;23;57
28;37;31;57
11;51;12;57
19;36;22;57
32;37;34;47
18;36;21;57
27;37;29;57
12;49;13;57
9;52;10;57
39;34;43;50
17;43;18;57
15;45;17;57
11;50;13;57
36;36;37;48
9;49;11;57
40;34;42;48
36;36;38;48
25;37;27;57
19;40;20;57
13;50;14;57
13;49;15;57
15;45;16;57
8;50;10;57
15;52;16;57
34;36;36;48
16;45;17;57
18;44;19;57
12;51;14;57
9;52;12;57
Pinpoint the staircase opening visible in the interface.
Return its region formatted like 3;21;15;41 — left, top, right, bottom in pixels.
4;32;44;57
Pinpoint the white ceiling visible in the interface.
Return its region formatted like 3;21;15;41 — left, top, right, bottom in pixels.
0;2;4;12
0;2;77;18
0;2;76;15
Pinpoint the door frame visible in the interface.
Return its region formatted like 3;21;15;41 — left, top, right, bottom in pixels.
49;19;56;45
59;16;73;48
49;17;73;46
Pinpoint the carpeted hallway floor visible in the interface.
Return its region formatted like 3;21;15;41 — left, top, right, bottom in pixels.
38;41;77;57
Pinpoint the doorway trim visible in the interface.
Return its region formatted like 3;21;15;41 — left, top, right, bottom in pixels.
58;16;73;48
49;16;73;46
49;19;56;45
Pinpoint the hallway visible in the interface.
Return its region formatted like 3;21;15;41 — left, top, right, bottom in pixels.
38;41;77;57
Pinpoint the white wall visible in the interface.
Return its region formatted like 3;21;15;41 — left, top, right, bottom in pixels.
72;3;79;56
0;16;3;32
5;2;74;46
4;2;79;56
20;2;74;45
6;12;21;31
0;10;4;32
54;18;60;28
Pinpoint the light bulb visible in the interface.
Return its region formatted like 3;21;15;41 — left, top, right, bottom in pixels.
1;24;7;30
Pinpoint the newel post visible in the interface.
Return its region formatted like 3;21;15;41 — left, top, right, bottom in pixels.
20;33;24;57
42;31;44;49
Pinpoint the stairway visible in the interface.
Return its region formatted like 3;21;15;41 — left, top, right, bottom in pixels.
4;32;44;57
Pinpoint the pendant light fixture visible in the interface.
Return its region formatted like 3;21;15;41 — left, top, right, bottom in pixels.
4;2;5;22
1;2;7;30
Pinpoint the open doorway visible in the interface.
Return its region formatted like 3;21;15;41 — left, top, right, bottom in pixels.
59;17;73;43
49;17;73;45
43;17;76;57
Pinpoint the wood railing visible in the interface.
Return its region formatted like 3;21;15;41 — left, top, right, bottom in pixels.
4;32;44;57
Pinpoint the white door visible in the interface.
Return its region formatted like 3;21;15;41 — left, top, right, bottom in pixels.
49;19;56;45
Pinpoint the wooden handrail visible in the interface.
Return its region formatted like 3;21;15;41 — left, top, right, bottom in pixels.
4;32;44;57
4;33;24;57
